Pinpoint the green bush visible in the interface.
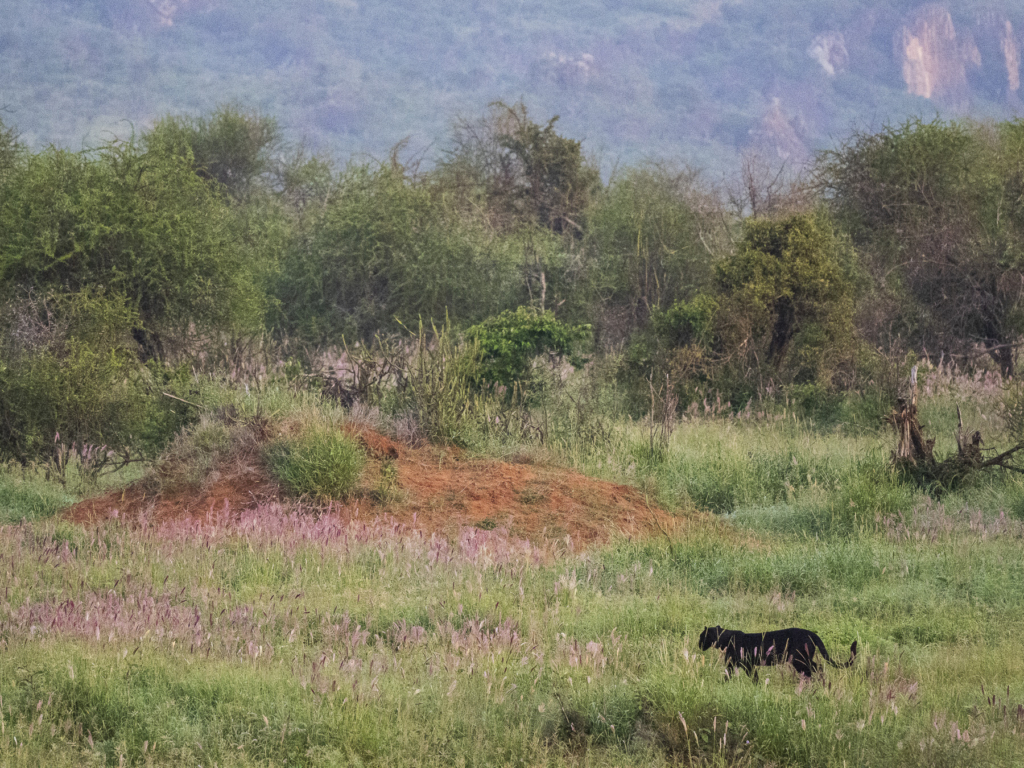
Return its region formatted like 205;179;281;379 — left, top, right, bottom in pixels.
818;118;1024;376
143;105;282;201
266;426;365;501
715;213;858;383
466;306;590;396
618;294;720;414
0;291;147;464
274;162;519;344
135;361;204;457
0;136;270;357
436;101;600;235
622;213;863;415
0;118;21;186
583;163;724;340
784;381;847;424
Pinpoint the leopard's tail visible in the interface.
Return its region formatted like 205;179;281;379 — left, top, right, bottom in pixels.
813;635;857;668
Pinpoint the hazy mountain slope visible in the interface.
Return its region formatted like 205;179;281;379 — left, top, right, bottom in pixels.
1;0;1021;173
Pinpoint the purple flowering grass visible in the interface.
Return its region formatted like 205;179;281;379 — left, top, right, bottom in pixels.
0;502;563;699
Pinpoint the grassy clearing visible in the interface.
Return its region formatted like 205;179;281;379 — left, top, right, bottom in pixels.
0;459;145;525
1;366;1023;765
0;497;1022;766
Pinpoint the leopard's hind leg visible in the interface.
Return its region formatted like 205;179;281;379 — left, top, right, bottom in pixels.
791;643;817;677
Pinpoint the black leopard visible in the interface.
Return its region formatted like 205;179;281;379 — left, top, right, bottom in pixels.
698;625;857;679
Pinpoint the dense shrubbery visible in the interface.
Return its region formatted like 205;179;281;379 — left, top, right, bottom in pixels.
274;163;520;342
713;213;859;388
0;134;271;359
143;105;283;201
3;104;1024;467
0;120;20;184
466;306;590;393
437;102;601;236
619;213;860;410
818;118;1024;375
0;291;147;464
583;164;726;343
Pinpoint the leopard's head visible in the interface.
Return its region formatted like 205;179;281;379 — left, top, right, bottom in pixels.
698;626;724;650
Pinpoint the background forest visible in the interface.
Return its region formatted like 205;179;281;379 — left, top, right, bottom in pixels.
5;4;1024;766
3;106;1024;766
3;0;1024;173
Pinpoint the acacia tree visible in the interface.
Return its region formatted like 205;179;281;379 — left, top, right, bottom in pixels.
714;213;856;384
0;137;268;358
143;105;283;201
619;212;858;413
726;149;815;219
274;162;520;343
437;101;600;235
424;104;603;329
817;118;1024;375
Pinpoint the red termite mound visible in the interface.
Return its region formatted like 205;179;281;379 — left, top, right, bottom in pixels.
65;426;685;548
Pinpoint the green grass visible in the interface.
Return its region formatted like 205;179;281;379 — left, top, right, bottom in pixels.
0;449;148;525
0;467;76;523
0;493;1022;766
266;425;366;501
1;372;1023;765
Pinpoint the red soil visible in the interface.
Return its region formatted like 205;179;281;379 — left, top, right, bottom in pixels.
64;427;684;547
64;472;278;524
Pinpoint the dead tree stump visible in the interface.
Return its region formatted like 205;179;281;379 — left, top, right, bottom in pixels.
886;366;935;468
886;365;1024;492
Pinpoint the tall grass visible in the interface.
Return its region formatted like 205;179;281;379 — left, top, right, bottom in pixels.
0;502;1022;766
0;467;76;523
266;424;365;500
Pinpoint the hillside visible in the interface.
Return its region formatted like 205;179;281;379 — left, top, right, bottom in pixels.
2;0;1023;173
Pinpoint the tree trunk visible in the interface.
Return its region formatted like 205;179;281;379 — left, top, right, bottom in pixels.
768;298;795;366
986;342;1014;378
132;327;163;362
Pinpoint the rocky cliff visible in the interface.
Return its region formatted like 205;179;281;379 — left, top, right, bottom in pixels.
144;0;210;26
972;10;1021;102
894;4;1019;108
774;3;1023;160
